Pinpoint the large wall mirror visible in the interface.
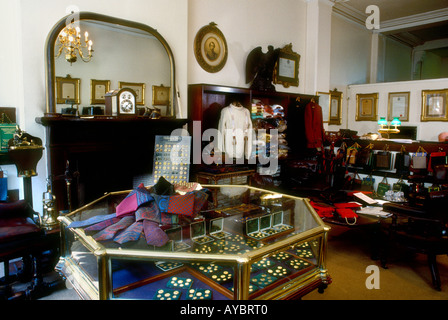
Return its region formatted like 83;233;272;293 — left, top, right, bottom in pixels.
45;11;176;117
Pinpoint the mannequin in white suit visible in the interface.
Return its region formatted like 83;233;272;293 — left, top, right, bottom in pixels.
217;102;253;159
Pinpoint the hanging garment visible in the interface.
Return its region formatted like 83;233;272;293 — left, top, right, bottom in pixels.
217;103;253;159
286;99;306;154
304;101;325;149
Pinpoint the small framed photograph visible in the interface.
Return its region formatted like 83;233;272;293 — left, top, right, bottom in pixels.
90;79;110;104
274;44;300;88
152;85;170;106
119;81;146;105
421;89;448;121
388;92;409;121
329;89;343;125
316;91;330;123
356;93;378;121
56;75;80;104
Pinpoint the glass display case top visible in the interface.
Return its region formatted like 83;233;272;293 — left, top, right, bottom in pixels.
62;183;323;257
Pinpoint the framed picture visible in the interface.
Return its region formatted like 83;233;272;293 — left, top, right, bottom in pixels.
56;75;80;104
273;44;300;88
119;81;146;105
329;89;343;125
356;93;378;121
388;92;409;121
421;89;448;121
316;91;330;123
90;79;110;104
194;22;228;73
152;85;170;106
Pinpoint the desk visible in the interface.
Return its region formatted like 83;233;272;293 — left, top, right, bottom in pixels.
0;223;62;299
382;202;448;290
196;169;255;208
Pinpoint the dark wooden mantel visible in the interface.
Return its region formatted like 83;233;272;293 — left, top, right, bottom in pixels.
36;116;188;212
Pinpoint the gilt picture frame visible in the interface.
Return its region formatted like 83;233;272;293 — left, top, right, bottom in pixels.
119;81;146;105
56;75;80;104
273;43;300;88
317;91;330;123
152;85;170;106
421;89;448;121
90;79;110;104
329;89;343;125
194;22;228;73
388;91;409;122
356;93;378;121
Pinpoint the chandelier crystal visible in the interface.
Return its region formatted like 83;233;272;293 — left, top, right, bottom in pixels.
55;23;93;64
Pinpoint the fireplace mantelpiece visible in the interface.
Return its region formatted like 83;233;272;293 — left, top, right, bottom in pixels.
36;116;188;213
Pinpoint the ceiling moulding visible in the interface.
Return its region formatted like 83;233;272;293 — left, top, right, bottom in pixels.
387;32;425;48
333;4;448;33
332;2;366;26
379;7;448;33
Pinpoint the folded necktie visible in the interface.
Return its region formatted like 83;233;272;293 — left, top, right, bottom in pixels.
135;203;161;223
93;215;135;241
114;221;144;244
143;220;170;247
67;213;117;229
155;190;209;218
84;216;121;232
192;190;208;216
116;183;154;217
153;176;175;195
66;182;208;248
167;193;195;217
112;205;169;246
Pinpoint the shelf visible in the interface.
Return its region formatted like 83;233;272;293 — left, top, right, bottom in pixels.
36;115;188;126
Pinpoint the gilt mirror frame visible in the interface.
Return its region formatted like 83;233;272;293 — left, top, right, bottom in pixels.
45;11;176;117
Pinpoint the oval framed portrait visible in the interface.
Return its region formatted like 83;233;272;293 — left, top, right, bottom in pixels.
194;22;228;73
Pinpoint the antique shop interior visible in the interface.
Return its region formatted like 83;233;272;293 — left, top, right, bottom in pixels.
1;0;448;302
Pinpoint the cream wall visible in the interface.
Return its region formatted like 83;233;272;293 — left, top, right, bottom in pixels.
328;13;372;131
347;78;448;141
187;0;309;93
328;11;448;141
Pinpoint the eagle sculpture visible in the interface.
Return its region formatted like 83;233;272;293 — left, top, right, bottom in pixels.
246;45;280;92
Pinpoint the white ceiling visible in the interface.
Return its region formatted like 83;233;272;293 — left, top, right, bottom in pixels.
337;0;448;21
333;0;448;53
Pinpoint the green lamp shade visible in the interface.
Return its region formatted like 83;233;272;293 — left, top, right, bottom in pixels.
391;117;401;126
378;117;387;126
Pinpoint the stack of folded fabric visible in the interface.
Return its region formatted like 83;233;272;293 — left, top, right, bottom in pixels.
68;177;208;247
333;202;361;220
309;201;334;218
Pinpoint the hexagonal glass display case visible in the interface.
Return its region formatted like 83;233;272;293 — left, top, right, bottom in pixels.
56;184;330;300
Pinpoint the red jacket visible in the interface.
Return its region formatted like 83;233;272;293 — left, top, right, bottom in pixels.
304;101;325;149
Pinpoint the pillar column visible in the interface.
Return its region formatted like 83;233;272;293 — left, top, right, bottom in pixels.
304;0;334;94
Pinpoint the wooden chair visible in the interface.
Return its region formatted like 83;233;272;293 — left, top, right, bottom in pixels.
0;200;61;299
382;201;448;291
0;200;43;283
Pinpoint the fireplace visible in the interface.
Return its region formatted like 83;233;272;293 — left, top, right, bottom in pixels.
36;116;188;213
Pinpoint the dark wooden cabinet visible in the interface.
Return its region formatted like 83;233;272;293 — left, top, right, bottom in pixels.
188;83;316;134
188;83;317;167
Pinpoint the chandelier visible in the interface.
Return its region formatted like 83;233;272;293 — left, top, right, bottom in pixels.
55;23;93;64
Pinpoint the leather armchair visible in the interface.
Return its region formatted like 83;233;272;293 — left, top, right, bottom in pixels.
0;200;43;285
